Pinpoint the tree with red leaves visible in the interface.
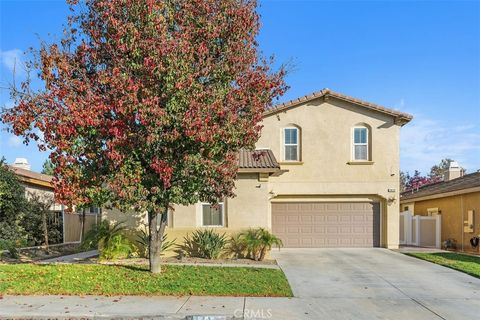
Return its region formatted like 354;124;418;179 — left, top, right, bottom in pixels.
404;170;441;191
2;0;287;272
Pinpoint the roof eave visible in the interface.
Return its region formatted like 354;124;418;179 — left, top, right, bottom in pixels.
263;89;413;125
238;167;281;174
400;186;480;203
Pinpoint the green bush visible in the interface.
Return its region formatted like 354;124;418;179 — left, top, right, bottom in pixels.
134;228;176;258
238;228;283;261
226;233;248;259
82;221;133;259
0;239;20;259
22;195;62;247
1;160;61;250
0;160;28;246
101;234;133;260
182;229;227;259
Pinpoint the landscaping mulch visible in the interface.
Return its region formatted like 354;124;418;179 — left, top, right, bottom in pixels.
0;243;82;264
85;256;277;266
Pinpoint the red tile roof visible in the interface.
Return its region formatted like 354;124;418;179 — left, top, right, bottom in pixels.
237;149;280;172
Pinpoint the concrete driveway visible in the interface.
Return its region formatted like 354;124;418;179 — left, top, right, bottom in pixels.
269;248;480;319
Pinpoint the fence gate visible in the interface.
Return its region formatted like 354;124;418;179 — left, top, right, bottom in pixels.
400;211;441;248
63;213;98;243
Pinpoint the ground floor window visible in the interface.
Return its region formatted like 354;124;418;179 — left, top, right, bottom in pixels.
202;203;224;227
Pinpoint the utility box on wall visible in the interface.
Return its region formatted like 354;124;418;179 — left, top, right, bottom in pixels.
464;210;474;233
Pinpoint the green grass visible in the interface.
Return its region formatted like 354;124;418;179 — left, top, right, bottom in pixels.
0;263;292;297
406;252;480;279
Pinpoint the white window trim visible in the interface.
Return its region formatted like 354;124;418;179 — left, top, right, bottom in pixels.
283;127;300;161
352;126;369;161
198;202;225;227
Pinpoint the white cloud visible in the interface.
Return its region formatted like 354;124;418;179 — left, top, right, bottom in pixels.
7;135;22;147
401;114;480;174
0;49;25;76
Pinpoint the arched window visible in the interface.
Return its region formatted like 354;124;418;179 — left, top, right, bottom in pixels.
352;126;369;161
283;126;301;161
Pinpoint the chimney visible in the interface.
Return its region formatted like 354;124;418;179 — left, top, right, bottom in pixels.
443;161;463;181
12;158;31;171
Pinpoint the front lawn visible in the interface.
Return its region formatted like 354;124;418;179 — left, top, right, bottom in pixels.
406;252;480;279
0;263;292;297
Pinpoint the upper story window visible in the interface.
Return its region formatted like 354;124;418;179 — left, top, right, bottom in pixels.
283;127;300;161
352;126;369;161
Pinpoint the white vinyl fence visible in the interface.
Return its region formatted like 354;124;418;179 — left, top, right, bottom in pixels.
400;211;441;248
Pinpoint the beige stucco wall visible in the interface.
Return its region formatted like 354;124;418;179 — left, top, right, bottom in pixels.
406;192;480;252
22;183;63;211
104;97;405;249
257;97;402;248
102;172;271;252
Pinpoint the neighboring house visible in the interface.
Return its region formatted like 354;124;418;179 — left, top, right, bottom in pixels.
8;158;99;243
9;158;59;211
104;88;412;249
401;163;480;252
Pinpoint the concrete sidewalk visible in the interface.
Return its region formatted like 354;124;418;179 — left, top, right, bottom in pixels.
0;295;430;320
39;250;99;263
0;295;263;319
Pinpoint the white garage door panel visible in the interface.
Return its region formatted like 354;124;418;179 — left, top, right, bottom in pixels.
272;202;381;248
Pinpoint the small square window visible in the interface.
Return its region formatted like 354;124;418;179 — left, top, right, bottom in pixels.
202;203;224;227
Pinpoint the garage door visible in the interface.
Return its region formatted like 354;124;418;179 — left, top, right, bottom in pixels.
272;202;380;248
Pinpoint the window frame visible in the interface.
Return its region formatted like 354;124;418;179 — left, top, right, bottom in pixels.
283;127;300;162
352;126;369;161
200;202;225;227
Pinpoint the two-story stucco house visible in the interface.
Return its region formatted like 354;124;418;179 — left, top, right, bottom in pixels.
104;88;412;249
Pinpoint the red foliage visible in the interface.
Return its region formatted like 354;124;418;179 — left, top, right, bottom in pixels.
2;0;287;213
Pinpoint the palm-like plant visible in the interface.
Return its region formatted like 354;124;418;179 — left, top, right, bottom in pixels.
226;233;248;259
81;220;133;259
239;228;283;261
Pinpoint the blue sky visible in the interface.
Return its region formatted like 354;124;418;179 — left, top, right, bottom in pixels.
1;0;479;174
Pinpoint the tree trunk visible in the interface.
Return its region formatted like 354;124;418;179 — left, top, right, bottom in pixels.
42;210;49;253
259;246;269;261
148;206;168;273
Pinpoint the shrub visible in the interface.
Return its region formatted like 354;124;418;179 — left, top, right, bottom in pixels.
135;228;176;258
82;221;133;259
226;233;248;259
182;229;227;259
239;228;283;261
101;234;133;260
22;194;62;248
0;160;28;245
0;239;20;259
